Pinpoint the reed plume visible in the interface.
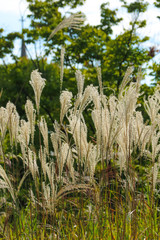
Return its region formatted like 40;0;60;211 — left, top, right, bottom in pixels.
29;69;46;115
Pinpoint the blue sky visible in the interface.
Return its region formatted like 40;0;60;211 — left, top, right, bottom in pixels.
1;0;160;40
0;0;160;84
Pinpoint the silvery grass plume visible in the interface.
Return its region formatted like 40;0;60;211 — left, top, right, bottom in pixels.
58;143;66;176
50;121;69;177
31;165;91;214
76;70;84;96
91;69;120;162
50;121;64;162
60;142;74;181
146;130;160;164
0;165;29;205
117;82;140;128
91;108;101;148
39;147;47;180
116;83;140;174
92;108;112;160
143;86;160;171
60;90;72;124
144;86;160;128
103;75;140;174
92;105;119;161
132;111;151;154
18;120;31;165
29;70;46;115
50;131;59;161
74;70;85;113
68;113;88;163
30;162;56;213
118;66;134;99
74;85;93;114
42;181;56;213
46;162;55;195
48;13;85;41
25;100;36;144
90;86;101;111
86;143;100;180
106;96;121;153
0;165;16;203
51;124;74;180
152;162;160;191
26;148;39;185
6;102;19;148
0;107;9;140
91;91;120;161
18;120;31;147
153;86;160;129
117;123;134;174
39;116;49;154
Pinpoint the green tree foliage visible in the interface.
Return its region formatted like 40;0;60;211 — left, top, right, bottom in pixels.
121;0;148;12
149;0;160;82
0;0;156;123
154;0;160;9
149;63;160;85
64;26;105;68
65;1;151;92
102;31;150;91
100;0;150;91
100;2;123;36
24;0;86;56
53;2;123;67
0;29;21;59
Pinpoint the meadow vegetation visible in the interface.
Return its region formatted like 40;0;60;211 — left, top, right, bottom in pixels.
1;1;160;238
0;63;160;239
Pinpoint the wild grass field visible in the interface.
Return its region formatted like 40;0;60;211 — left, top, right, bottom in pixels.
0;13;160;240
0;64;160;239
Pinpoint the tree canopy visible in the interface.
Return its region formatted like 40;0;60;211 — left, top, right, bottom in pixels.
0;0;160;122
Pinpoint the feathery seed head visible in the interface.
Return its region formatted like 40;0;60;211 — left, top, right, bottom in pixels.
0;166;15;203
87;143;100;179
68;114;88;160
39;117;49;154
48;13;85;41
60;90;72;124
119;66;134;99
50;132;59;158
27;148;38;181
152;162;159;191
0;107;9;139
75;70;85;96
39;147;47;180
78;85;93;113
90;86;101;110
29;70;46;114
25;99;36;144
18;120;31;147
